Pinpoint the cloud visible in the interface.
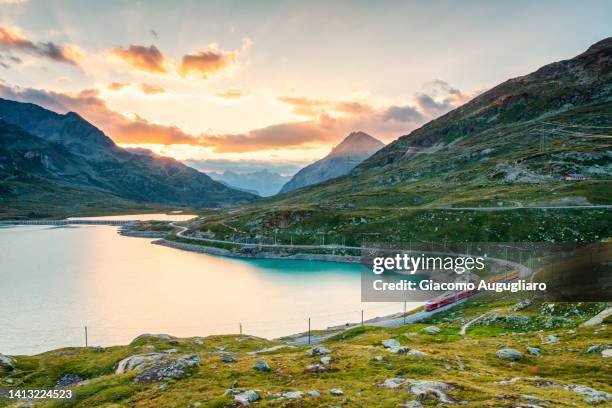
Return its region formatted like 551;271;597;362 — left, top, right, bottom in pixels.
179;49;238;78
277;96;374;118
215;87;250;99
107;81;128;90
382;105;424;123
138;83;165;94
110;44;167;73
0;26;82;65
0;77;474;155
107;81;164;94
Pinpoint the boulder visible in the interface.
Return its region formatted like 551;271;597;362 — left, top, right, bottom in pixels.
193;337;205;345
526;347;541;356
378;377;406;388
405;379;454;404
116;353;169;374
382;339;401;349
330;388;344;395
564;384;612;404
281;391;304;399
55;373;84;387
306;346;331;356
496;348;523;361
320;356;332;365
542;335;559;344
307;390;320;397
602;349;612;358
586;345;601;353
221;355;237;363
234;390;260;404
403;401;423;408
423;326;441;334
305;364;334;373
131;333;176;344
408;349;426;357
133;354;200;383
0;353;14;370
253;360;271;372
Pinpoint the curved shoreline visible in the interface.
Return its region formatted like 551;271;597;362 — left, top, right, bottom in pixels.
152;238;362;264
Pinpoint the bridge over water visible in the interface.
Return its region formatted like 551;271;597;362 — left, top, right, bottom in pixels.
0;219;139;226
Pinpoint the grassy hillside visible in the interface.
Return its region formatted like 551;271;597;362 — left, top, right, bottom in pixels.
1;298;609;407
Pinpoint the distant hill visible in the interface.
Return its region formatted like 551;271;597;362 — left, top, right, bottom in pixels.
0;99;257;218
208;170;291;197
279;131;384;194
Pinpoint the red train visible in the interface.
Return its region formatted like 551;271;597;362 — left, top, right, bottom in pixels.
424;270;519;311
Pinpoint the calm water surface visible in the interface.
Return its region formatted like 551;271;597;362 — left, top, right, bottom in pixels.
0;217;406;355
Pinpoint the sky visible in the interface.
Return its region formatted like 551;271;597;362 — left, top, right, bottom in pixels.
0;0;611;174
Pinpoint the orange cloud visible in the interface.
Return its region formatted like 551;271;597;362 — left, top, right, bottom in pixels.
107;81;165;94
138;83;165;94
179;49;238;78
277;96;374;118
0;26;82;65
215;87;250;99
110;44;167;73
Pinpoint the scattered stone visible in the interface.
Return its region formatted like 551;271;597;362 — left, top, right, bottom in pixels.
378;377;406;388
382;339;401;349
281;391;304;399
423;326;441;334
526;347;541;356
307;390;320;397
164;348;177;354
586;345;601;353
564;384;612;404
374;356;385;361
253;360;271;372
497;377;521;385
403;401;423;408
133;354;200;383
305;364;334;373
320;356;332;365
0;353;14;370
131;333;176;344
221;355;237;363
496;348;523;361
115;353;170;374
405;379;454;404
193;337;204;345
602;349;612;358
408;349;426;357
55;374;84;387
330;388;344;395
306;346;331;356
234;390;260;405
390;346;411;354
247;344;294;355
217;345;228;352
542;335;559;344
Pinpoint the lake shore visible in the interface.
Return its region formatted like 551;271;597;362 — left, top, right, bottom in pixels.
152;238;362;264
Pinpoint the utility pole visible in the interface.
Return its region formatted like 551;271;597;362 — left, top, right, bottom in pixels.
308;318;311;345
361;310;364;326
403;302;407;325
239;323;242;335
84;326;88;347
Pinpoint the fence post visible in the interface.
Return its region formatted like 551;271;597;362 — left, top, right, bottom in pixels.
85;326;88;347
361;310;364;326
403;302;407;325
308;317;311;345
240;323;242;335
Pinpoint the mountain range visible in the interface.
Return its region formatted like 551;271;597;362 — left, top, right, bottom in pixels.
279;131;384;194
188;37;612;245
0;99;256;218
208;170;291;197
